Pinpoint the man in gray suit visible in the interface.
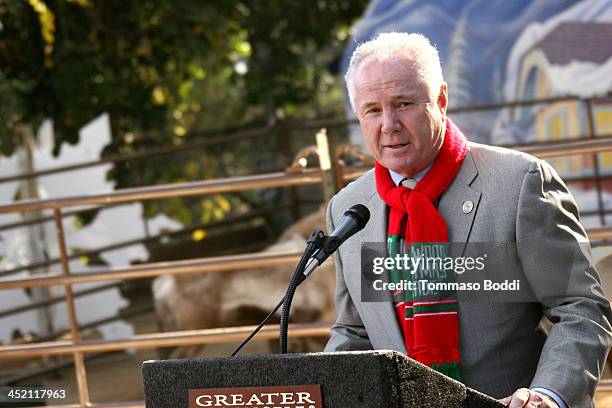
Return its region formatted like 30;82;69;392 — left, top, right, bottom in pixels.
324;32;612;407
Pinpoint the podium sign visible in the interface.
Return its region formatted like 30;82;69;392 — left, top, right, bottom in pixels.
188;385;323;408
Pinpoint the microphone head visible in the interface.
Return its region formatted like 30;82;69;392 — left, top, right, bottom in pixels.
346;204;370;230
312;204;370;265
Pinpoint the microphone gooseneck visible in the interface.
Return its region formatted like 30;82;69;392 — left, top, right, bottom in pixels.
280;204;370;354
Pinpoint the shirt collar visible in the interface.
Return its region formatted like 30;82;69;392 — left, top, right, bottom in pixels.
389;163;432;186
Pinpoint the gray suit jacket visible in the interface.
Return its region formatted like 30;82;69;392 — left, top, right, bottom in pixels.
324;142;612;407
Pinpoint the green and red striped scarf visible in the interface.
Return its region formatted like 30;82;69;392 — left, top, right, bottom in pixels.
374;118;469;381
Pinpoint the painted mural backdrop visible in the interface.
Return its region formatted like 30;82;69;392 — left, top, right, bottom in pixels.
345;0;612;227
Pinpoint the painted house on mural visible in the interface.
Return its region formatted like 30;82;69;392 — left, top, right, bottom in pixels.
513;21;612;179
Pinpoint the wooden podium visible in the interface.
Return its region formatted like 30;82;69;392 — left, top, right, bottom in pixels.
142;350;504;407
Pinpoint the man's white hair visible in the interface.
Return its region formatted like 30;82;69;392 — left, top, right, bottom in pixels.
345;32;444;111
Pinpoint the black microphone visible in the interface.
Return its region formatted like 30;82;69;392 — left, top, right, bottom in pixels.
302;204;370;277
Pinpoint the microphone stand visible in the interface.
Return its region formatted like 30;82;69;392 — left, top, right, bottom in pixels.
230;229;325;357
279;232;340;354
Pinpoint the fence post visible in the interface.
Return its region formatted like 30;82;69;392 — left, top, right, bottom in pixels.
275;116;301;221
584;99;606;226
316;128;335;205
53;208;91;407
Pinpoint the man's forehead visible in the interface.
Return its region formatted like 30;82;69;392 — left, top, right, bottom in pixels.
353;58;428;102
358;92;421;107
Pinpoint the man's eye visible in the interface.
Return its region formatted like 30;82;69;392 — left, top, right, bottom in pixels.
398;101;417;108
364;108;381;115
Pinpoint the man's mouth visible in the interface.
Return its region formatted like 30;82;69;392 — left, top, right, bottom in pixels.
384;143;410;149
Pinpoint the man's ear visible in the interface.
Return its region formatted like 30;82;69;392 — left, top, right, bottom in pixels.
438;82;448;119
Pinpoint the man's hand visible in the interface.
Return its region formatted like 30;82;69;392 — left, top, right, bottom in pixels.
499;388;559;407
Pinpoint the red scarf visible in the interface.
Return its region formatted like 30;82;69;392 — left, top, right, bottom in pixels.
374;118;468;380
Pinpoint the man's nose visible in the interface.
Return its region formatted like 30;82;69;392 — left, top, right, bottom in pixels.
381;109;401;134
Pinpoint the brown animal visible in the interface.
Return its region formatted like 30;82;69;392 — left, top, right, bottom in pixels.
152;207;335;358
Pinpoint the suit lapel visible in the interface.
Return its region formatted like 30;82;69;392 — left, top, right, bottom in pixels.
354;183;406;353
438;151;481;257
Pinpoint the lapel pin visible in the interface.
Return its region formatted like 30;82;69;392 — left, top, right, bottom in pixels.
462;200;474;214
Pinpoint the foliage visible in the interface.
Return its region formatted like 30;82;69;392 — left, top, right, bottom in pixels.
0;0;368;225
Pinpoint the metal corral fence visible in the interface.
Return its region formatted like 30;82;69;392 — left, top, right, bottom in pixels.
1;97;612;407
0;163;332;407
